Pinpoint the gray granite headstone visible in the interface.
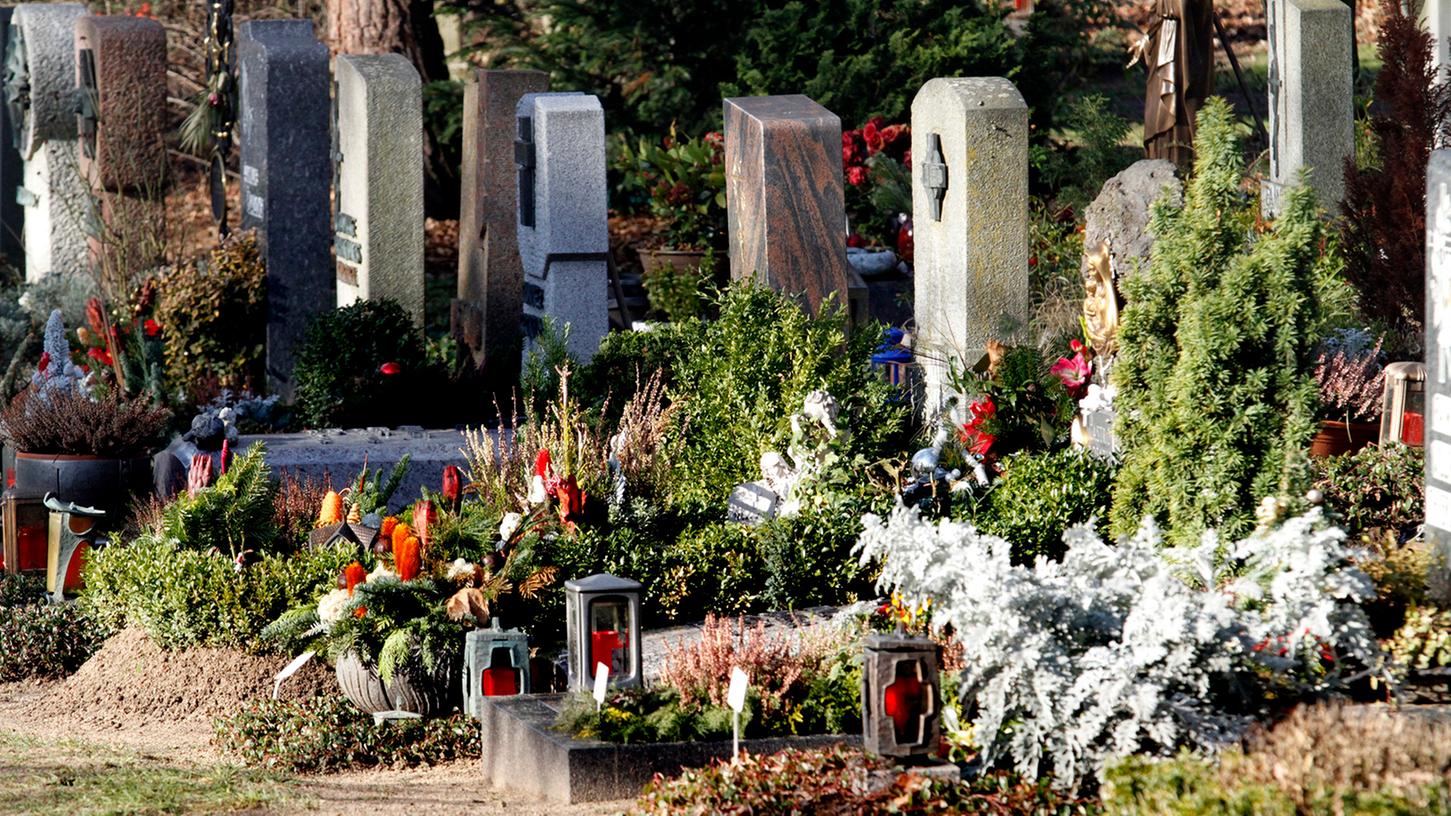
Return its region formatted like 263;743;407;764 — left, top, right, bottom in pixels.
0;7;22;268
515;92;608;364
455;69;548;372
6;3;88;281
237;21;331;400
334;54;425;326
1424;149;1451;601
911;77;1030;414
1263;0;1353;217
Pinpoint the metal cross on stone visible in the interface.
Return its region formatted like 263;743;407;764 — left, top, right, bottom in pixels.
922;133;948;222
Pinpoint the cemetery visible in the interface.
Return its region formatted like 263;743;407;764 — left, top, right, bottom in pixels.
0;0;1449;813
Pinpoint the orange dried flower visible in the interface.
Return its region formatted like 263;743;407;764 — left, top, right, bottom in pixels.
391;521;412;553
380;516;398;539
317;490;343;527
343;562;367;596
353;606;367;618
394;535;421;581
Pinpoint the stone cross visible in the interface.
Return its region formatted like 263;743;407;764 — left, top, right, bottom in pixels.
1423;149;1451;601
1263;0;1353;217
514;92;609;365
74;15;169;273
333;54;425;326
723;95;852;317
6;3;89;282
0;7;21;269
455;69;548;373
910;77;1030;415
237;20;331;400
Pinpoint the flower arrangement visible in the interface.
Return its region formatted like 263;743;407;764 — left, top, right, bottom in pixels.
842;116;911;252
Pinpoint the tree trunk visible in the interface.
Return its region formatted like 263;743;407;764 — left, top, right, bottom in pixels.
326;0;458;218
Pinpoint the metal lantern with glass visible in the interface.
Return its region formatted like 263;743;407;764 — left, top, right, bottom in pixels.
564;573;642;692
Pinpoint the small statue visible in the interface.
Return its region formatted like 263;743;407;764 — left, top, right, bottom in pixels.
1133;0;1215;168
1082;240;1121;358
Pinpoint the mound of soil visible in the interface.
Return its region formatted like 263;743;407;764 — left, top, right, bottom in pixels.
33;628;335;731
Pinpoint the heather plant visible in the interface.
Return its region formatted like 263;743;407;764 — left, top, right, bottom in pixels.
659;613;825;723
0;384;170;458
1111;97;1353;546
856;505;1379;789
1313;330;1385;423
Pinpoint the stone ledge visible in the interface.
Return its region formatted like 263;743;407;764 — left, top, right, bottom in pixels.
479;693;850;803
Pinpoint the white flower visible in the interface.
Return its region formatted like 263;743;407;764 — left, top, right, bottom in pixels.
368;564;396;583
447;558;475;581
528;475;548;505
499;511;523;541
317;589;350;625
16;291;32;312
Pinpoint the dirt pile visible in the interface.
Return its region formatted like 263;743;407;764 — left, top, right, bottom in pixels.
33;628;335;731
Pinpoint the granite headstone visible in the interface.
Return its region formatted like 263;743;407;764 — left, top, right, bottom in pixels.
456;69;548;372
723;94;851;316
1423;149;1451;601
7;3;88;281
515;91;608;364
237;20;331;400
910;77;1031;414
334;54;425;326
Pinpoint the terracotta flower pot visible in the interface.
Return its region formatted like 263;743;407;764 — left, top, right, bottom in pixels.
1307;419;1379;458
334;649;460;716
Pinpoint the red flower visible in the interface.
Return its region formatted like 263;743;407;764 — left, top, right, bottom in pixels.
555;475;586;529
87;346;113;367
344;562;367;595
958;397;997;457
878;123;908;153
863;116;887;155
903;149;912;170
37;352;50;373
846;232;867;249
846;165;869;186
534;449;553;479
353;606;367;619
143;319;161;337
842;131;865;167
379;361;401;376
1051;344;1092;401
441;465;462;509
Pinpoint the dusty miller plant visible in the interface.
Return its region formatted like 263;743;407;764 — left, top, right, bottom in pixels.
854;505;1379;790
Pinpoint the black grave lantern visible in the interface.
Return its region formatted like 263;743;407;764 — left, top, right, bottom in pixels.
564;573;642;692
861;631;940;759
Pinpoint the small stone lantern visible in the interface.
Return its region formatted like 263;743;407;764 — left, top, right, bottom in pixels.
861;631;940;759
1;491;47;576
564;573;642;692
462;622;531;720
1379;362;1426;448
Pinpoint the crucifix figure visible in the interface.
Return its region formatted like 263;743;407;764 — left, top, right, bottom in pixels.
1136;0;1215;168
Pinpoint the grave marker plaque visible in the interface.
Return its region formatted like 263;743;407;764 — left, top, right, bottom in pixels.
723;95;851;316
6;3;88;281
237;20;331;399
515;92;608;364
1263;0;1353;217
1423;149;1451;600
455;69;547;371
334;54;425;326
910;77;1030;414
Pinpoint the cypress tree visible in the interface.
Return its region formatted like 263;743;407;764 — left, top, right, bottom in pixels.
1110;97;1351;546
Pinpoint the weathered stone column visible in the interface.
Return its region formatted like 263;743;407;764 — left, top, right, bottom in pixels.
1423;149;1451;601
910;77;1030;415
333;54;425;326
455;69;548;372
1263;0;1353;217
723;95;851;316
6;3;89;281
515;92;609;365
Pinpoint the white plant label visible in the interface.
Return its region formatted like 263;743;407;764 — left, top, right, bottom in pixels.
592;663;610;709
272;650;315;700
727;667;748;712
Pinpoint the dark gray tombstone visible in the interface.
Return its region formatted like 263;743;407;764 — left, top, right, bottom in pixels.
237;20;331;400
0;7;23;268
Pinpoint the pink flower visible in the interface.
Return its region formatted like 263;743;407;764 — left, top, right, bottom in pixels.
1051;344;1092;401
846;165;869;186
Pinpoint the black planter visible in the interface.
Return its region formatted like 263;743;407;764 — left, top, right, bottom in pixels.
12;452;152;516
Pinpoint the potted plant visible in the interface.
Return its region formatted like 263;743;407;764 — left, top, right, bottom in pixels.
617;129;727;316
1310;331;1385;457
0;310;169;515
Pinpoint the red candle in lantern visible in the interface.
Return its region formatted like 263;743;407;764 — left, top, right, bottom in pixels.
482;666;519;696
17;526;45;571
1402;411;1424;447
591;630;624;675
883;674;922;737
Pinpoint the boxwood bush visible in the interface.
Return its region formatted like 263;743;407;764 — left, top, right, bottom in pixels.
958;447;1117;562
0;574;106;681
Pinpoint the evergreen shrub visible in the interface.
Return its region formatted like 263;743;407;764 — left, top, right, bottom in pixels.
963;448;1117;562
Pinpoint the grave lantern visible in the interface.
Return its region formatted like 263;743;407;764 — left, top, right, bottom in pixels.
861;631;940;759
1380;362;1426;448
43;494;103;602
1;491;48;576
462;622;531;720
564;573;642;692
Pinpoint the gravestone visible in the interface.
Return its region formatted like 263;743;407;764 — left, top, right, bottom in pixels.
0;7;21;268
1423;149;1451;601
455;69;548;371
1263;0;1353;217
6;3;89;282
910;77;1031;414
1423;1;1450;83
237;20;331;400
334;54;425;326
723;95;851;316
515;92;608;364
74;15;168;273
